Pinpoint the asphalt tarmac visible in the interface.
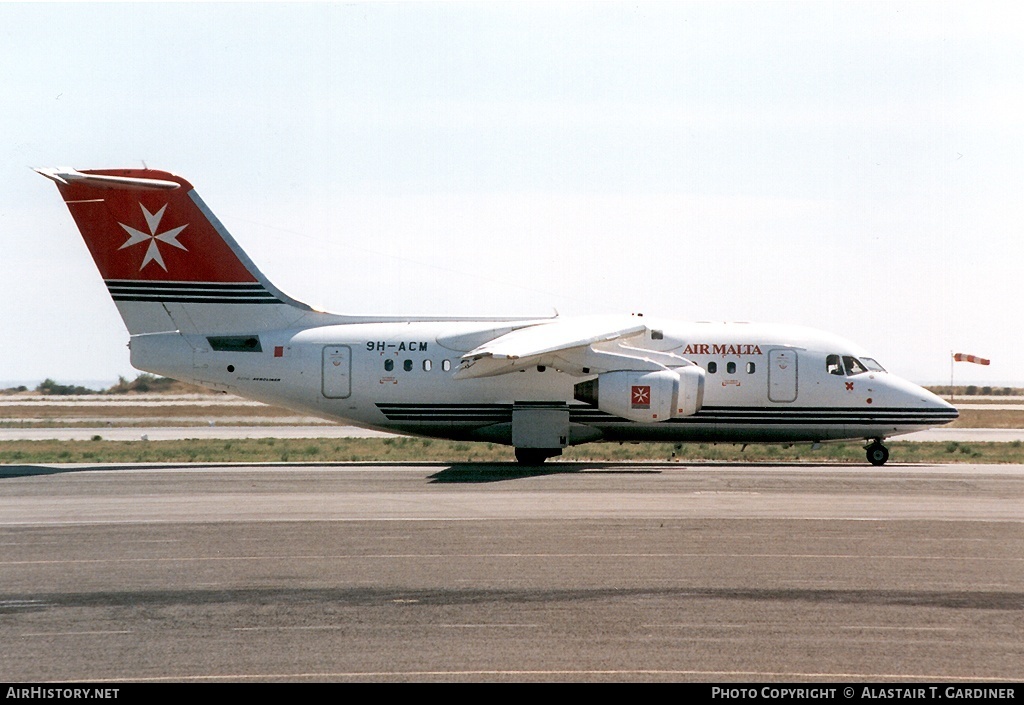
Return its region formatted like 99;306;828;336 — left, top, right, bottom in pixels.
1;462;1021;682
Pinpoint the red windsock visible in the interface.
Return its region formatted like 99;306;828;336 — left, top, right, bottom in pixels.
953;353;990;365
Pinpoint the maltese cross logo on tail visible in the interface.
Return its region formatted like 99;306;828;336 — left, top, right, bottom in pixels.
118;203;188;271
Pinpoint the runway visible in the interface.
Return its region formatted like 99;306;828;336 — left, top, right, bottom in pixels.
1;461;1021;682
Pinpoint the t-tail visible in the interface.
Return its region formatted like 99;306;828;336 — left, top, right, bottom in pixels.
36;167;342;336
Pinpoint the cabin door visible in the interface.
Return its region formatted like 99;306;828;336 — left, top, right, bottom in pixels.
322;346;352;398
768;349;798;402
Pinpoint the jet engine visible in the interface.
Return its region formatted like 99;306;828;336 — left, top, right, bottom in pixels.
573;367;705;423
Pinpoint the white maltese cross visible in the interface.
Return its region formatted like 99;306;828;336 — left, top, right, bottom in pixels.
117;203;188;271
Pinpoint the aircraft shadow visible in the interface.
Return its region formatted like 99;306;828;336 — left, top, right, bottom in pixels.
0;465;91;479
427;462;664;483
428;463;577;483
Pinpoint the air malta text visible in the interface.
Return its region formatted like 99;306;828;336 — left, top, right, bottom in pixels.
682;343;763;356
367;341;429;352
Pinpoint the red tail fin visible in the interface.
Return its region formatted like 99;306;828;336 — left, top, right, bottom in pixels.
38;167;314;335
39;168;258;283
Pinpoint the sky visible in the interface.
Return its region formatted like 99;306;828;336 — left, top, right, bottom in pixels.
2;2;1022;388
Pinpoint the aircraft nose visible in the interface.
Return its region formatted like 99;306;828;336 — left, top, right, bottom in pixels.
916;384;959;422
937;396;958;415
885;374;958;426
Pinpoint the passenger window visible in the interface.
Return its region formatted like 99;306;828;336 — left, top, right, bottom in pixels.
384;359;394;372
707;362;717;374
442;360;451;372
826;354;844;376
403;359;413;372
423;360;432;371
746;362;755;374
727;362;736;374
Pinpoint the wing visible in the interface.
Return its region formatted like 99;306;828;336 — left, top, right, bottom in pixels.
454;316;690;379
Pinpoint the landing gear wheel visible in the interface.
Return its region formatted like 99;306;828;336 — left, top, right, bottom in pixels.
866;442;889;466
515;448;548;465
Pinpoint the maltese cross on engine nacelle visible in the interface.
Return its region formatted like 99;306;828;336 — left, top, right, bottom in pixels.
574;367;705;423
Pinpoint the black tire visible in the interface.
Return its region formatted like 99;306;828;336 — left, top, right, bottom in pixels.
515;448;548;465
866;443;889;466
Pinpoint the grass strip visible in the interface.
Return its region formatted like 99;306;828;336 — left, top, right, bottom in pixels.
0;437;1021;465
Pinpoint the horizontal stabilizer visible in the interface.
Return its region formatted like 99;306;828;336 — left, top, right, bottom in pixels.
35;167;180;191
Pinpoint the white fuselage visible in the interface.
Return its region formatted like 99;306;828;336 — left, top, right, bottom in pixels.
130;317;957;446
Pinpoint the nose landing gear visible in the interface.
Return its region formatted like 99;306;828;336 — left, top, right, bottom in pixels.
866;440;889;466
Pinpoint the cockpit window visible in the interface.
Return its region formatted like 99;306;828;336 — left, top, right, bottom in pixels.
828;354;884;376
843;356;868;376
860;357;886;372
826;354;844;376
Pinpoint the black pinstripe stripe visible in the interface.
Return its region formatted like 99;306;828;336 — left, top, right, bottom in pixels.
375;403;957;426
105;280;282;304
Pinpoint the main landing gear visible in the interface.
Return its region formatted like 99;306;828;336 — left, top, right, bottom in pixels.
515;448;561;465
866;440;889;466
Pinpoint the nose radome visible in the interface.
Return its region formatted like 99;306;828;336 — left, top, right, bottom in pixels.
913;382;959;421
883;374;959;422
922;386;957;413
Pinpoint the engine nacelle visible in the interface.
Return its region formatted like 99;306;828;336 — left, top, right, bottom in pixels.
574;366;705;423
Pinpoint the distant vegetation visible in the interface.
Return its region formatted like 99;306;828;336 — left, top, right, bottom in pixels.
33;379;100;395
103;374;203;394
2;374;212;396
926;386;1024;397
